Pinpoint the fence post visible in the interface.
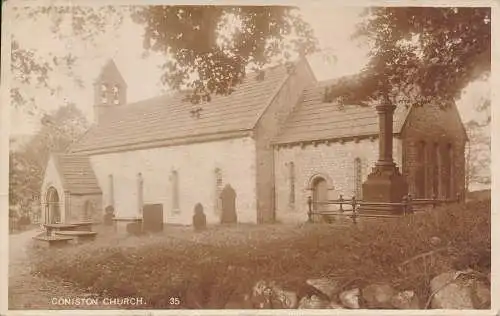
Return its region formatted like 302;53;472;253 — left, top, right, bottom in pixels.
432;193;437;209
407;194;413;214
351;196;357;224
307;196;313;223
456;192;461;204
402;195;408;216
339;194;344;213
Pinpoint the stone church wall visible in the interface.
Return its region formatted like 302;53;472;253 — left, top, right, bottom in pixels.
67;194;103;223
253;59;317;223
274;137;403;223
89;136;257;225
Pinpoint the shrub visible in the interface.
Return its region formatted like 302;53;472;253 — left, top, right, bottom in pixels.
32;196;490;309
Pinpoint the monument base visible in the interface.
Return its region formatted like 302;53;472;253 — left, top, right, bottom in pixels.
360;162;408;215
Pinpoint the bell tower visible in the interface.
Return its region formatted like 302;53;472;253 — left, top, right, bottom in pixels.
93;59;127;124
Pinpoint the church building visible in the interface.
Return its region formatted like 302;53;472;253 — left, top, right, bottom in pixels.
40;58;467;225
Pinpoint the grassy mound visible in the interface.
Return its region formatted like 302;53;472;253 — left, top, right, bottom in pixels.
31;197;490;309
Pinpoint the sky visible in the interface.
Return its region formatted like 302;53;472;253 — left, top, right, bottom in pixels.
9;5;490;136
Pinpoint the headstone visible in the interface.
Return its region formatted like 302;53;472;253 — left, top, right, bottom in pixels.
143;204;164;233
193;203;207;231
220;184;237;224
103;205;114;225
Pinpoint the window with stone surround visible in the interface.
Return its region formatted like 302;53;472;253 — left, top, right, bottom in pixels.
354;157;362;198
108;174;114;207
288;162;295;206
137;172;144;214
171;170;180;213
215;168;223;214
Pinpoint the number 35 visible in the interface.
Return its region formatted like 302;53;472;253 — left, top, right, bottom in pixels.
169;297;180;305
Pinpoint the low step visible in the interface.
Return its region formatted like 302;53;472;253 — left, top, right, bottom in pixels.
67;222;93;231
55;230;97;243
33;235;74;248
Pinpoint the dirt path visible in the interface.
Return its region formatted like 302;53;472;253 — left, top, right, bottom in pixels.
8;229;111;310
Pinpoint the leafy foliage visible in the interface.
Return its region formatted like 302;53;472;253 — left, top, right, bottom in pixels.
10;5;125;109
9;104;89;209
325;7;491;107
132;6;317;103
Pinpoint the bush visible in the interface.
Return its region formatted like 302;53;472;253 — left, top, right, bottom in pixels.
32;197;490;309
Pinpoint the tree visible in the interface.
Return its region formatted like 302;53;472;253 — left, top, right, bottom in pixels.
132;6;318;103
10;4;317;109
9;103;89;211
10;5;126;110
325;7;491;108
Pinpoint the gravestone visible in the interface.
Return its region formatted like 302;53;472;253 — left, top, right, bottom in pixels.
143;204;164;233
220;184;237;224
192;203;207;231
103;205;115;226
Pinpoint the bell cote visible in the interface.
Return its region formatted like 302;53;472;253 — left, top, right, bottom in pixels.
93;59;127;123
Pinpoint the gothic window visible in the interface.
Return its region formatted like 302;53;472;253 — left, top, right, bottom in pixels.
101;84;108;92
215;168;223;214
288;162;295;206
137;173;144;214
354;158;362;198
171;170;179;212
108;174;114;207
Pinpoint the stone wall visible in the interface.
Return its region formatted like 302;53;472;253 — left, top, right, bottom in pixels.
400;103;467;199
67;194;103;223
253;59;316;223
89;137;257;225
274;137;403;223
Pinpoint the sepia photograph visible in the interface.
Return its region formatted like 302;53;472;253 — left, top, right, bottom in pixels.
3;0;493;312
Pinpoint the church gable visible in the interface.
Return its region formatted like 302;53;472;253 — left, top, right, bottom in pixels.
71;63;295;155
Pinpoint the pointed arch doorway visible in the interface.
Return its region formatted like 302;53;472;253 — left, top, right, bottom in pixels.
46;187;61;224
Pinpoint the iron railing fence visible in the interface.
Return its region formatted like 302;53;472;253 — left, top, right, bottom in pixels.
307;193;463;224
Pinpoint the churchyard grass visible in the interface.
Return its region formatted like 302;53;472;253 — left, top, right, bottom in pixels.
29;193;490;309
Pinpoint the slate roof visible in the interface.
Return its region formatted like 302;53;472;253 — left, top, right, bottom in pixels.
71;63;292;154
52;154;101;195
273;80;411;145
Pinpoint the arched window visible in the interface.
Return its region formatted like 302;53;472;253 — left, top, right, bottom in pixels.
171;170;179;212
214;168;223;214
137;173;144;214
288;162;295;206
354;158;362;198
108;174;114;207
